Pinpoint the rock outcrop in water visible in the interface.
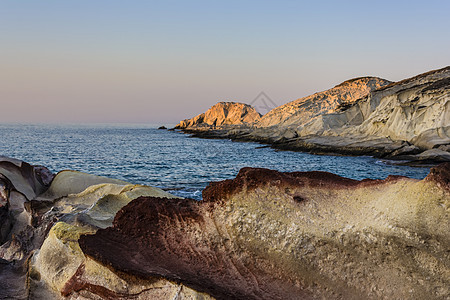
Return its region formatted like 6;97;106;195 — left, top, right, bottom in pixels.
176;101;261;129
80;164;450;299
175;67;450;165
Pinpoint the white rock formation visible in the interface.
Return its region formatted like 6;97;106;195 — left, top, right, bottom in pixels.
175;67;450;161
297;67;450;150
257;77;392;128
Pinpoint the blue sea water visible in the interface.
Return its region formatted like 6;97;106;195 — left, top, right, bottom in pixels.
0;124;430;199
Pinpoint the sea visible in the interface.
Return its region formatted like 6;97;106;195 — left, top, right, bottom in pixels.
0;123;430;200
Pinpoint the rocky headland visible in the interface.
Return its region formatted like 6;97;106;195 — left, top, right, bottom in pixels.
177;102;261;129
175;67;450;165
0;156;449;299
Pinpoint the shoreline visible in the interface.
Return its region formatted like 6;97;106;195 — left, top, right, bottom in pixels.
175;127;450;167
1;156;447;299
173;67;450;168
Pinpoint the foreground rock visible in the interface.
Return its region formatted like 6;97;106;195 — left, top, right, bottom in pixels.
176;101;261;129
80;164;450;300
0;156;54;299
2;156;449;299
0;157;211;299
176;67;450;165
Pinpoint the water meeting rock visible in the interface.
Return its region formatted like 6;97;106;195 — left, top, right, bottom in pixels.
176;101;262;129
80;164;450;300
175;67;450;164
1;156;449;299
0;156;209;299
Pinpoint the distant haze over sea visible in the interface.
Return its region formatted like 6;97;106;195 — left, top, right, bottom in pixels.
0;1;449;124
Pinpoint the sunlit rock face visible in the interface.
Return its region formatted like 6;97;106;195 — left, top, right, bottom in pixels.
175;67;450;164
257;77;392;128
176;102;261;129
256;67;450;153
255;67;449;151
80;164;450;300
259;67;450;156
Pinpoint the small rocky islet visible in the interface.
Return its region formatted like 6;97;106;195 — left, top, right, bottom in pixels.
0;66;449;299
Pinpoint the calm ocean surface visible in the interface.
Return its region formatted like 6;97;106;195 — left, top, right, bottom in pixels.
0;124;430;199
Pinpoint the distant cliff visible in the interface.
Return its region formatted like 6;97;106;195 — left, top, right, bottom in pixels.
175;67;450;164
345;67;450;150
175;102;261;129
257;76;392;128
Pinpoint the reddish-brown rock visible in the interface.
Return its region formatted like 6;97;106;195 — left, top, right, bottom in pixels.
79;164;450;300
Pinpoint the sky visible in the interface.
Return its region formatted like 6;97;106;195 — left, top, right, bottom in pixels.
1;1;449;124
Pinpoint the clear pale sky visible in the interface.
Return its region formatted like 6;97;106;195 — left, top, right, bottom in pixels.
1;1;449;124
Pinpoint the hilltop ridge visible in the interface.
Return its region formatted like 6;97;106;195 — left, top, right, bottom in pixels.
175;66;450;165
176;101;261;129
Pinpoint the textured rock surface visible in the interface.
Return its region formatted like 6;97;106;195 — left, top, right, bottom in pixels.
30;220;212;300
338;67;450;149
176;67;450;164
80;164;450;300
176;102;261;129
257;77;391;128
0;156;54;299
29;176;211;299
0;157;211;299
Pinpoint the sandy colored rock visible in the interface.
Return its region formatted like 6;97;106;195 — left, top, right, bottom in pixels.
176;102;261;129
257;77;391;128
0;156;211;299
80;164;450;300
31;222;212;300
176;67;450;163
37;170;129;201
31;222;96;292
28;170;210;299
271;67;450;155
346;71;450;148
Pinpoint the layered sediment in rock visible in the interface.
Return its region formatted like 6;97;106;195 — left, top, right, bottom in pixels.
1;156;449;299
176;101;261;129
176;67;450;165
0;156;54;262
257;77;391;128
0;156;54;299
0;157;210;299
80;164;450;300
